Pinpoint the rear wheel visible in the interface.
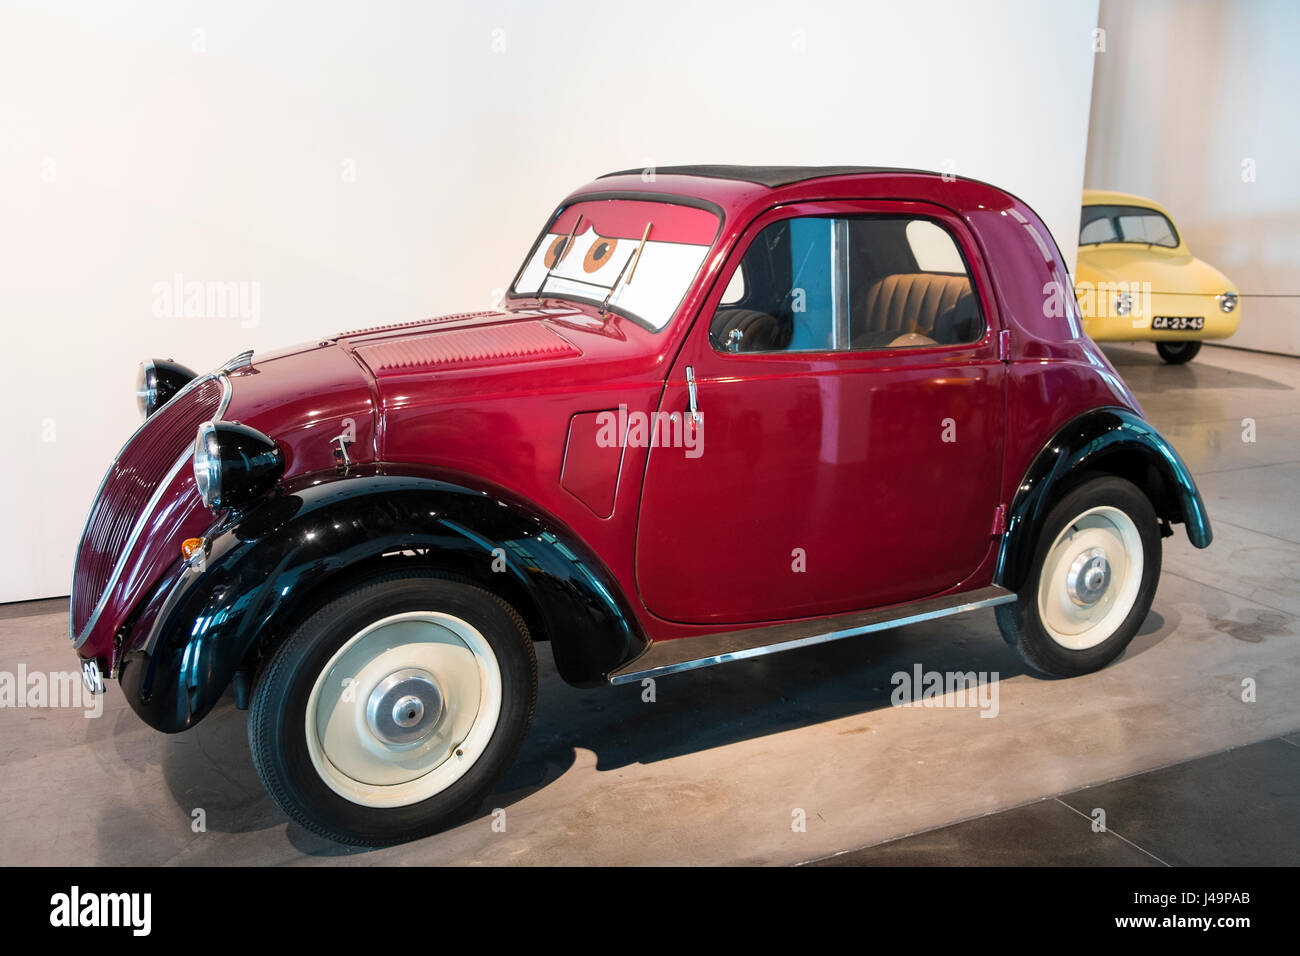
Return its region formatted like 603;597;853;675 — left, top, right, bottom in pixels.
997;477;1160;677
248;570;536;846
1156;340;1201;364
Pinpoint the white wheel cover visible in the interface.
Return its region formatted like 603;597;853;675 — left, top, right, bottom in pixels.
305;611;503;808
1036;505;1144;651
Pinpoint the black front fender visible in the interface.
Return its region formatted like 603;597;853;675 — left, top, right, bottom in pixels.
118;474;646;732
995;407;1212;592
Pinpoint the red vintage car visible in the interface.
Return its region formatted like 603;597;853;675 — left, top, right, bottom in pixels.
72;166;1212;845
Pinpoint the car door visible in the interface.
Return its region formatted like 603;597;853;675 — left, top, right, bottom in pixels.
635;199;1006;626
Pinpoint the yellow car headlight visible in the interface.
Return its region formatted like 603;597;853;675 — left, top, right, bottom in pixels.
1219;292;1238;313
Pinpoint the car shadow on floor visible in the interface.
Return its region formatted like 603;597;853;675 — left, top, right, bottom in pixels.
512;606;1169;780
1101;345;1293;393
149;602;1174;856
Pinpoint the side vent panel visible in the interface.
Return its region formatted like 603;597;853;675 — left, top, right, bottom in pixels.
560;411;624;518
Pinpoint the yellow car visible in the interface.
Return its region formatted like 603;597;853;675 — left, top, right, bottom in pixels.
1075;189;1240;364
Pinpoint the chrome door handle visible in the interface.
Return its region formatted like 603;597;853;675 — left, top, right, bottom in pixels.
685;366;702;426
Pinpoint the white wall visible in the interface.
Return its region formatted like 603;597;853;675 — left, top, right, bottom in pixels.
1085;0;1300;355
0;0;1099;602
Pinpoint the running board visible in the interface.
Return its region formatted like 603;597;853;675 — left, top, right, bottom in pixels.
608;586;1016;685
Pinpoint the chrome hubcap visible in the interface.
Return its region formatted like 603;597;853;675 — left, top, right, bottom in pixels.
365;668;444;746
1066;548;1111;606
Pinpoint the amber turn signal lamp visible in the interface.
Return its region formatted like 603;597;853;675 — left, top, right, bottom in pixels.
181;537;205;560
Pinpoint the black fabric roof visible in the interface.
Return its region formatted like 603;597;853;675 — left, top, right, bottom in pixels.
597;164;934;188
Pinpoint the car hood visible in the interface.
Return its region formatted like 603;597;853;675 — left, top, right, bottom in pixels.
340;307;594;379
230;304;665;472
342;301;660;380
1076;245;1236;295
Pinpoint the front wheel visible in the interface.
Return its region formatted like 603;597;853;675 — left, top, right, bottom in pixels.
248;570;536;846
997;477;1161;677
1156;340;1201;364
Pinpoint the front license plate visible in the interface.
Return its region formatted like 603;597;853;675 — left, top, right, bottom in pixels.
1152;316;1204;331
80;658;105;695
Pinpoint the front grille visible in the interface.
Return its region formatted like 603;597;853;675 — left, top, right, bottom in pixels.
70;376;226;641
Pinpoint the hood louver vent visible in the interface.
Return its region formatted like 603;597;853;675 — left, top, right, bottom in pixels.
355;322;580;373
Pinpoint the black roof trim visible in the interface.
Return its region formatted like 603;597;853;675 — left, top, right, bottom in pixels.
597;164;938;188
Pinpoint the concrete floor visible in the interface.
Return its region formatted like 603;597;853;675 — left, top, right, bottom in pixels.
1;342;1297;865
812;733;1300;866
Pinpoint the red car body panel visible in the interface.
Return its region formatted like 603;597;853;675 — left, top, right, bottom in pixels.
75;169;1146;674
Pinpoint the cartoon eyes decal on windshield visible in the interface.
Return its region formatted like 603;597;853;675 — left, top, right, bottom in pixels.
583;236;619;273
545;234;575;269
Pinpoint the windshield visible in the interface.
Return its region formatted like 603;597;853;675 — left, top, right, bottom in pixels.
510;198;720;330
1079;203;1179;248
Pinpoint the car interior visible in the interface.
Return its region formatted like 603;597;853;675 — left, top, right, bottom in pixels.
709;216;984;353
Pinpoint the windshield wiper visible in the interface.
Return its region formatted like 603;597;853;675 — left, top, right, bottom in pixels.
599;221;652;316
535;214;582;304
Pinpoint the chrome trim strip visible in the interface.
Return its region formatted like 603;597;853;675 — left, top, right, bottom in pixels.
830;217;850;350
70;373;232;648
608;588;1016;685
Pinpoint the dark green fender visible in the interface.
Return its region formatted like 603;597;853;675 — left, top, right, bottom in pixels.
118;473;646;733
995;407;1212;592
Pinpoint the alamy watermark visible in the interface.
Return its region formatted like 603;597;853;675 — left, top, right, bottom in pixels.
595;404;703;459
890;664;999;717
1069;280;1154;327
0;666;102;717
151;273;261;328
50;886;150;936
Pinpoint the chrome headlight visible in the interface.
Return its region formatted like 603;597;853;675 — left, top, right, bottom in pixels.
135;359;197;419
192;421;284;511
1219;292;1238;313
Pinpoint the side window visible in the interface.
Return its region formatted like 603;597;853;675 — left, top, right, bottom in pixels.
708;218;836;352
710;215;985;353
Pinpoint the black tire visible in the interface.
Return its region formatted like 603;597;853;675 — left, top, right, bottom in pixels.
248;570;536;846
996;477;1161;678
1156;340;1201;364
